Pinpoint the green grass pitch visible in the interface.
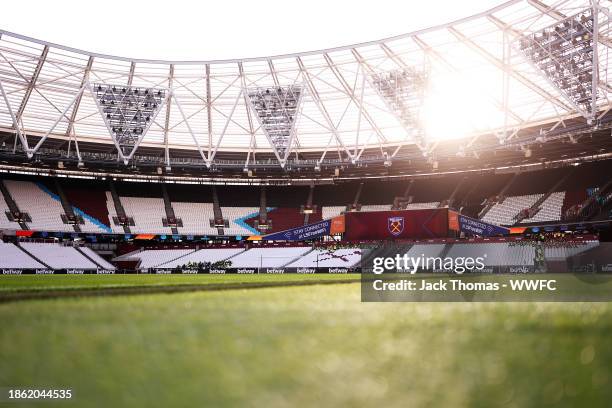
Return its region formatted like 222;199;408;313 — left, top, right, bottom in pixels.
0;274;611;407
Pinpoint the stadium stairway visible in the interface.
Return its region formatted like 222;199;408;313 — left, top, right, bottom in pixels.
438;243;453;259
161;184;179;235
0;179;29;229
149;249;199;269
109;181;131;234
53;178;81;233
74;246;108;269
280;247;315;267
15;242;51;269
212;186;224;235
478;173;519;220
303;185;314;225
516;169;574;224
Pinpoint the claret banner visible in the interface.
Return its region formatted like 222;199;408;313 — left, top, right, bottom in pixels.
344;208;449;240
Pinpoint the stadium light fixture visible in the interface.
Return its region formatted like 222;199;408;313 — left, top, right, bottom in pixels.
246;85;303;167
516;8;602;123
368;67;429;151
92;84;167;164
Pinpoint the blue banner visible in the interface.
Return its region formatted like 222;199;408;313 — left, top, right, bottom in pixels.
263;219;332;241
458;214;510;237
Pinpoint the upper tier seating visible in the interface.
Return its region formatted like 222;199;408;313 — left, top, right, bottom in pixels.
360;205;392;212
322;206;345;220
287;248;363;268
0;198;21;229
20;242;98;270
222;207;260;235
482;194;543;226
5;180;77;232
229;247;311;268
404;202;440;210
0;242;45;268
520;192;566;224
119;196;172;234
158;248;245;268
173;202;218;235
5;180;108;233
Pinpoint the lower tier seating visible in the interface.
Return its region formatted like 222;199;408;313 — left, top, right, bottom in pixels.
287;248;363;268
0;242;45;268
19;242;99;270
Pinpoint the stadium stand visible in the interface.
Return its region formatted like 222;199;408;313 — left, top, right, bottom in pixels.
229;247;312;268
404;202;440;210
19;243;99;270
158;248;245;268
405;243;446;259
446;243;535;266
287;248;363;268
543;240;600;260
173;202;218;235
118;249;195;269
322;206;345;220
222;207;260;235
0;196;21;229
482;194;544;226
78;247;116;270
0;242;45;269
4;180;74;232
520;192;566;224
119;196;171;234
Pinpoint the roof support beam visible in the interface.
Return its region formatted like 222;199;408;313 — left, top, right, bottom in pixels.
64;56;93;139
127;61;136;87
209;89;243;164
205;64;213;158
239;62;257;168
0;76;30;151
29;84;86;158
412;35;524;124
447;26;574;113
527;0;566;20
163;64;174;167
16;45;49;124
324;52;388;145
296;56;355;162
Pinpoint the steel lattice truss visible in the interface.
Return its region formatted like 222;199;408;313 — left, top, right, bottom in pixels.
0;0;611;169
93;84;166;158
246;85;303;166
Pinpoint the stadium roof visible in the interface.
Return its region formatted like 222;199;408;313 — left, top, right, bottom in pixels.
0;0;611;170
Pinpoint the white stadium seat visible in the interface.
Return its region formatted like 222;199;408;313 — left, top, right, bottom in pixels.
20;242;98;270
229;247;311;268
287;248;362;268
159;248;245;268
0;242;45;269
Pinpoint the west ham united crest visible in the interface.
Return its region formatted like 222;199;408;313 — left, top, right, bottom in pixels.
387;216;404;236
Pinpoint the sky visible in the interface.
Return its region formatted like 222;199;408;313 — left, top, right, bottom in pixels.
0;0;500;61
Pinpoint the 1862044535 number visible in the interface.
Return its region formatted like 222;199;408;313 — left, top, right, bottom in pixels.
7;389;72;400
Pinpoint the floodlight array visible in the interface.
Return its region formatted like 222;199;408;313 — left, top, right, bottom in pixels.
247;86;302;160
369;67;428;148
94;84;165;154
517;8;599;117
